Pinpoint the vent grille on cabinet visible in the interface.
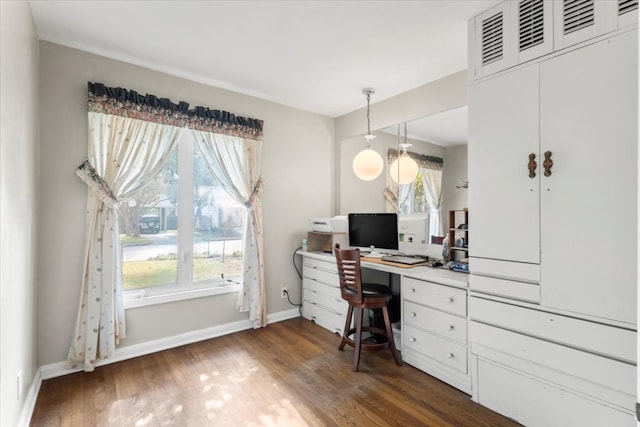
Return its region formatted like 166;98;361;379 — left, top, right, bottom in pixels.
563;0;595;34
482;12;504;65
519;0;545;51
619;0;638;15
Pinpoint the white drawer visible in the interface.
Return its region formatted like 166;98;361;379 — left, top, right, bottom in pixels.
476;359;635;427
303;256;337;273
303;266;339;287
302;301;346;336
303;277;339;298
469;296;636;363
469;257;540;283
403;324;467;373
402;277;466;316
470;321;635;405
303;288;347;316
469;274;540;303
404;301;467;345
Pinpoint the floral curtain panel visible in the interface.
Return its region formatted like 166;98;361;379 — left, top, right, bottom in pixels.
193;131;266;327
68;82;264;371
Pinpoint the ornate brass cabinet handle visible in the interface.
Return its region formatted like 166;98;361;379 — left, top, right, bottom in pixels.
543;151;553;177
528;153;537;178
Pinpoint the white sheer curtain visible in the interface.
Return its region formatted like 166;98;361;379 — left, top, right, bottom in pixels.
67;112;182;371
422;167;443;237
192;130;266;327
397;181;414;213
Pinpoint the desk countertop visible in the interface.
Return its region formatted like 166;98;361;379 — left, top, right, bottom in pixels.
300;250;469;289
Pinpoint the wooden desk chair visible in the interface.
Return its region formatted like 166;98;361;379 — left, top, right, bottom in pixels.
334;243;402;371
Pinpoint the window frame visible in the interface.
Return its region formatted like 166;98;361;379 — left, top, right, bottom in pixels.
122;132;242;309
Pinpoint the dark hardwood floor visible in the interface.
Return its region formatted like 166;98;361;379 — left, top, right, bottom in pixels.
31;317;520;426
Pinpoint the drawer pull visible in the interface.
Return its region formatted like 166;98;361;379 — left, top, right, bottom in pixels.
411;288;416;293
448;325;455;331
411;312;417;318
410;337;416;343
447;352;455;359
448;297;455;303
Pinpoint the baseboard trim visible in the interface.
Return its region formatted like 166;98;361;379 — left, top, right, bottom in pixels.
268;307;301;323
39;309;300;380
17;368;42;427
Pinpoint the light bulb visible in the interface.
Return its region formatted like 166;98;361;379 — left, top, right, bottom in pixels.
390;155;419;184
353;148;383;181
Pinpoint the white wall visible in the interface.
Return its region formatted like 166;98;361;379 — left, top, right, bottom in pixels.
441;144;469;218
37;42;334;365
0;2;40;426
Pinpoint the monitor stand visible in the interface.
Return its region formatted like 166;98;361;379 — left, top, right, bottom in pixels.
366;246;385;259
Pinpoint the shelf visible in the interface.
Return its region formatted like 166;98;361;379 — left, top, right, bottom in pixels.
448;209;469;262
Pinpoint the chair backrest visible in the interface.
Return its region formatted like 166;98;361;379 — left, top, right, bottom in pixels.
431;235;444;244
334;243;363;304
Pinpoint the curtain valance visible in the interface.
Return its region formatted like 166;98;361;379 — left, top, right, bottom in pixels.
387;148;443;170
88;82;264;140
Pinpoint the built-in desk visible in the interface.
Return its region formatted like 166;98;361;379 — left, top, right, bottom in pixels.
300;250;471;393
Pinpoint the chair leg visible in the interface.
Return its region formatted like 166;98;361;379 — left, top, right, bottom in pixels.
352;307;364;372
339;304;354;351
382;305;402;366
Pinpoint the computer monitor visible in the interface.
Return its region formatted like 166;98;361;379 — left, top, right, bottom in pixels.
348;213;399;257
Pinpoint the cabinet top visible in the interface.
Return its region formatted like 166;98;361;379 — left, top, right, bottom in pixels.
300;250;469;289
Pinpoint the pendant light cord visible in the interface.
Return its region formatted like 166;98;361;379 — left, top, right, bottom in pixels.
366;92;372;136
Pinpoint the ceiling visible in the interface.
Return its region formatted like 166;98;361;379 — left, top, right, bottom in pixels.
382;106;469;147
28;0;498;121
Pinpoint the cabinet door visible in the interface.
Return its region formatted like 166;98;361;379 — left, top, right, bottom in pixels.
540;30;637;323
469;64;541;264
472;2;516;79
513;0;555;64
552;0;618;50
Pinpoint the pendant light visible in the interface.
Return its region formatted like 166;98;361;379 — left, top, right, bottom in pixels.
352;88;383;181
389;122;419;184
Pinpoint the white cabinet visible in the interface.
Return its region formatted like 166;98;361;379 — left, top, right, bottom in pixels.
467;4;638;424
470;0;554;79
301;255;348;335
468;63;541;267
469;29;637;324
539;29;637;323
469;296;636;425
469;2;515;79
401;276;470;393
552;0;618;50
470;0;637;81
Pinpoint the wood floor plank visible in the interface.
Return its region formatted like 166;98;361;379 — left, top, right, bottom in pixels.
31;317;520;426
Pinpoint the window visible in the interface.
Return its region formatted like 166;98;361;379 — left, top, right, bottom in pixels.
398;171;427;214
120;133;243;306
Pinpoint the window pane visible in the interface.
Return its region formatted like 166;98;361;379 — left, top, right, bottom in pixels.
120;147;179;290
399;171;427;214
193;148;244;283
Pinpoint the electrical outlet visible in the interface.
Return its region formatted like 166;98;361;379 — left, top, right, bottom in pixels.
280;287;288;299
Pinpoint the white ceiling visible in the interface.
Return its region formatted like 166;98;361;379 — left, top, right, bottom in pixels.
383;106;469;147
28;0;498;121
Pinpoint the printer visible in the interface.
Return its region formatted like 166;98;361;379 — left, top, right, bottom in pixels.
308;216;348;233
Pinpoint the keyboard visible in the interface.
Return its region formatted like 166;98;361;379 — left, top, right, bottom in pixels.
381;255;428;265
